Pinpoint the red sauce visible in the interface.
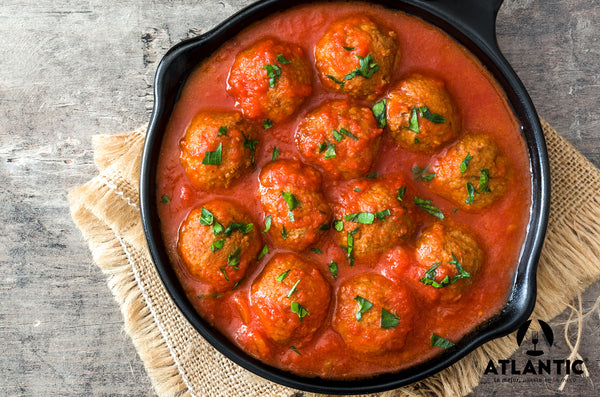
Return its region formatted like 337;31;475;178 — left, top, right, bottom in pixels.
156;2;531;379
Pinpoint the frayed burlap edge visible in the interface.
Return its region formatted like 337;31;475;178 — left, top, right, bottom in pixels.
68;119;600;397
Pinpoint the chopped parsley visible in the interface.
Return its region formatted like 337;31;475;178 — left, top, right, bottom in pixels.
380;308;400;329
276;269;291;282
419;106;446;124
403;106;446;134
232;277;245;290
276;53;291;64
372;98;387;128
202;142;222;165
211;239;226;253
342;45;356;51
241;131;259;165
397;186;407;201
328;261;338;280
219;267;229;282
281;191;300;222
332;129;343;142
160;195;170;204
431;334;455;349
354;295;373;321
200;207;214;225
460;153;473;174
258;244;269;260
404;107;420;134
290;302;309;321
338;127;358;140
479;169;491;193
353;188;362;192
281;223;287;240
345;54;380;80
212;221;223;236
286;279;301;298
333;220;344;232
290;346;302;355
217;126;229;137
223;222;253;237
227;246;241;269
263;215;272;233
414;197;445;220
419;253;471;288
263;64;282;88
319;141;336;159
263;119;274;129
271;146;280;161
344;209;390;224
310;248;323;254
466;182;477;204
366;173;378;178
326;74;345;88
412;164;435;181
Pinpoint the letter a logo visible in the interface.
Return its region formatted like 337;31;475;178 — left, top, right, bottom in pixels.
516;319;554;356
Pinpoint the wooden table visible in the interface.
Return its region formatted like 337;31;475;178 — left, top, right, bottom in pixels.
1;1;598;395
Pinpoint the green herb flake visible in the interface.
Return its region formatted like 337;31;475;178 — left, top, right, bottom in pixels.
346;54;380;80
479;169;491;193
212;221;223;236
353;188;362;192
258;244;269;260
200;207;214;225
380;308;400;329
263;119;274;129
419;254;470;289
339;128;358;140
281;191;301;222
310;248;323;254
223;222;253;237
326;74;345;88
403;107;420;134
281;223;287;240
319;222;331;231
431;334;455;349
276;269;291;282
160;195;170;204
241;131;259;165
263;64;282;88
290;302;309;321
460;153;473;174
263;215;272;233
232;277;245;290
342;45;356;51
202;142;223;165
414;197;445;220
453;206;460;214
323;141;336;159
290;346;302;355
372;98;387;128
286;279;301;298
211;239;226;253
227;247;242;269
354;295;373;321
374;209;391;220
332;129;344;142
419;106;446;124
217;126;229;137
276;53;291;64
397;186;407;201
345;212;375;224
328;261;338;280
366;173;378;179
466;182;476;204
271;146;280;161
219;267;229;282
412;164;435;181
333;220;344;232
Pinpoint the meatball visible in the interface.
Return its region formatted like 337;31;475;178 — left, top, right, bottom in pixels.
315;15;398;100
178;200;261;292
332;177;415;264
259;160;331;251
333;273;414;354
250;253;331;345
227;37;312;123
180;110;258;190
430;133;510;209
415;221;484;302
296;99;383;180
386;73;460;152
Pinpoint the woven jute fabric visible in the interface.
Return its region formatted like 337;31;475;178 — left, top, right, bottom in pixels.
68;119;600;397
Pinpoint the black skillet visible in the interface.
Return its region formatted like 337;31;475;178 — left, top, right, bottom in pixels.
140;0;550;393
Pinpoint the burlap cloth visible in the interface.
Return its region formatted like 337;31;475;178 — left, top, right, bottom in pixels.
68;119;600;397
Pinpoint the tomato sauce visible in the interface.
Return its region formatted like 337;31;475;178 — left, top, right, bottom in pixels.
155;1;531;379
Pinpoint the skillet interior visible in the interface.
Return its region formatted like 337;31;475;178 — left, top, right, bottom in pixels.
139;0;550;393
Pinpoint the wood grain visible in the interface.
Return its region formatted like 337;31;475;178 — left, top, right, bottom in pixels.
0;0;598;395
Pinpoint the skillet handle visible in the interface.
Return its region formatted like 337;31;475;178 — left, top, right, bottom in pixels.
419;0;504;51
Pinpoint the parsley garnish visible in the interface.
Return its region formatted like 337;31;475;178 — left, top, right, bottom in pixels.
414;197;445;220
345;54;380;80
276;269;291;282
354;295;373;321
281;223;287;240
258;244;269;260
344;212;375;224
342;46;356;51
263;215;272;233
328;261;338;280
241;131;258;165
419;106;446;124
263;64;281;88
397;186;407;201
232;277;245;290
321;141;336;159
263;119;274;129
353;188;362;192
460;153;473;174
479;169;491;192
404;107;420;134
160;195;170;204
310;248;323;254
339;128;358;140
412;164;435;181
332;129;343;142
202;142;222;165
290;302;309;321
223;222;253;237
326;74;345;88
431;334;455;349
227;247;241;269
286;279;301;298
219;267;229;281
404;106;446;135
271;147;280;161
217;126;229;137
466;182;476;204
372;98;387;128
333;220;344;232
212;221;223;236
290;346;302;355
419;253;471;288
211;239;226;253
200;207;214;225
276;53;291;64
380;308;400;329
281;191;300;222
366;173;378;178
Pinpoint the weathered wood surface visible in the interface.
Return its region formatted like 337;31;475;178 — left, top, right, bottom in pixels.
0;0;598;395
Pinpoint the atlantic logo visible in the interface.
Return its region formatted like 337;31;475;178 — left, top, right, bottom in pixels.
484;319;585;376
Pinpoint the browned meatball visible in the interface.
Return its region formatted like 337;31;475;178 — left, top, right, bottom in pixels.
178;200;261;292
315;15;398;100
296;99;383;180
259;160;331;251
180;110;258;190
333;273;414;354
331;176;415;264
430;133;510;209
416;221;484;302
386;74;460;152
250;253;331;345
227;37;312;123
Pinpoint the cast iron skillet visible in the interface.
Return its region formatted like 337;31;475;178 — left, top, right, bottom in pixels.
140;0;550;393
